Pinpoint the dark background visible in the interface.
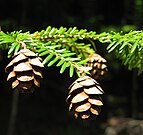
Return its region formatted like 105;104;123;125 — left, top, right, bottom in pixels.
0;0;143;135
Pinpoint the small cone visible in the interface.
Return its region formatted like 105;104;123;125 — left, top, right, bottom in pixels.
5;48;44;93
66;76;104;120
86;53;108;79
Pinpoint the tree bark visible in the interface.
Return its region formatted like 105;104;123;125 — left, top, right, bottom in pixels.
131;70;138;118
7;90;19;135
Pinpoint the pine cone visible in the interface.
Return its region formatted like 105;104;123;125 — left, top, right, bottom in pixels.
66;76;104;120
86;53;108;79
5;48;44;93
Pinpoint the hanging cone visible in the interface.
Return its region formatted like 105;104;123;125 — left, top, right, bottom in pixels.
5;48;44;93
66;76;104;120
86;53;108;79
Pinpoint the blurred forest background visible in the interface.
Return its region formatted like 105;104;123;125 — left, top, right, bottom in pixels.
0;0;143;135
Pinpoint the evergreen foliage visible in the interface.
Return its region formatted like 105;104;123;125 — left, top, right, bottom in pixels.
104;30;143;75
0;26;143;76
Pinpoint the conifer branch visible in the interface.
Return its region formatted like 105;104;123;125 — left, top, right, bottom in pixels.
1;27;143;75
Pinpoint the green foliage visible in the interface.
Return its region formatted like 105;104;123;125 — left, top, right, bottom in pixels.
1;26;143;76
103;30;143;75
0;27;101;77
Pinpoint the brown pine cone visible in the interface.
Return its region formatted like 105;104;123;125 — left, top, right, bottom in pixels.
5;48;44;93
86;53;108;79
66;76;104;120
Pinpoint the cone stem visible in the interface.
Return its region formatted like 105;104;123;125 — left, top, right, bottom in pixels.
20;41;27;49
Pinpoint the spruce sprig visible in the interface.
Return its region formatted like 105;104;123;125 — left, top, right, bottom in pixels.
102;30;143;74
0;27;97;77
1;27;143;75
